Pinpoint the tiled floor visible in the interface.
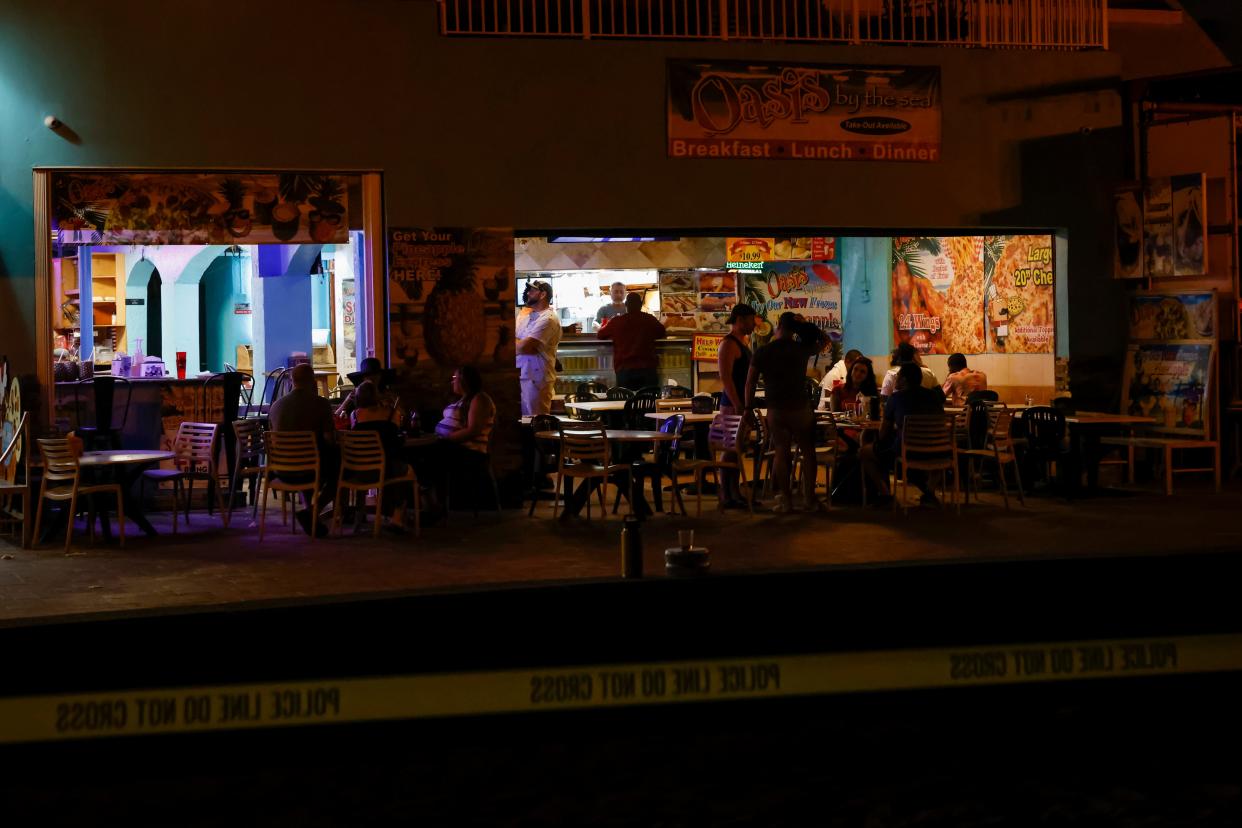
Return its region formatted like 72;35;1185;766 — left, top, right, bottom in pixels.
1;480;1237;623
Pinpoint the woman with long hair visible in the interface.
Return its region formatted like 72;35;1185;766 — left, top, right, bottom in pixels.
420;365;496;519
831;357;879;411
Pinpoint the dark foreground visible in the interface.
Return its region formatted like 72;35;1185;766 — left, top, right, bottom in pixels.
3;552;1240;824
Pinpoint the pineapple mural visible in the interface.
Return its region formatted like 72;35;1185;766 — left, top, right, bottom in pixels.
423;255;485;366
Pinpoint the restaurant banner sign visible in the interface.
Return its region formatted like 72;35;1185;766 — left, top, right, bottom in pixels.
692;334;723;363
725;237;835;265
892;235;1054;356
668;60;940;162
52;172;349;245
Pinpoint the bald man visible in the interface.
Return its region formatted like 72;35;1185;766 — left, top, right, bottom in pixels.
594;281;627;331
268;363;336;536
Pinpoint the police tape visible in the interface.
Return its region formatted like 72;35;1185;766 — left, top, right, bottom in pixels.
2;633;1239;744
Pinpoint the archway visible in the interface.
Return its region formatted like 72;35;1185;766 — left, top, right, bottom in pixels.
146;268;163;358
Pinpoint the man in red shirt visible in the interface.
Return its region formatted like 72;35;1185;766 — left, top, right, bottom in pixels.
599;293;666;390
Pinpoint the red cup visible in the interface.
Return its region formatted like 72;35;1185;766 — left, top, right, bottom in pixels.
176;352;187;380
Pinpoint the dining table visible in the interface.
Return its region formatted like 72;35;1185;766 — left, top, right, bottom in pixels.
80;449;176;539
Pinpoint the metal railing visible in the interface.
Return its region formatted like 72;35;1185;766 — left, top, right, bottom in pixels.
439;0;1107;48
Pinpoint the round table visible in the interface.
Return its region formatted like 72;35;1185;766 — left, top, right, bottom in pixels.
80;450;175;538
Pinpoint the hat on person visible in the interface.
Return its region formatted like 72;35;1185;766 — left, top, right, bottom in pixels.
726;303;757;323
346;357;396;387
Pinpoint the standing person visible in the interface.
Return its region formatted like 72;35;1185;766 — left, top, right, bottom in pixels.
860;362;946;506
515;280;561;416
594;281;627;331
716;304;756;508
880;342;940;396
941;353;988;405
745;312;826;514
597;292;666;391
268;363;336;536
819;348;862;408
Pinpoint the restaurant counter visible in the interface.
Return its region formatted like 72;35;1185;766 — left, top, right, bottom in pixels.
555;337;694;394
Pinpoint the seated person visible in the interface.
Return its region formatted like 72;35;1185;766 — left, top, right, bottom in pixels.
819;348;862;407
415;365;496;516
941;352;988;405
880;342;940;396
336;357;398;419
268;363;336;536
349;380;414;531
830;357;879;411
860;362;946;506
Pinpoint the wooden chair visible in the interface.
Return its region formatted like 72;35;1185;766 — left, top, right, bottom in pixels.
141;422;226;534
333;430;420;538
894;414;959;515
675;414;752;516
227;419;266;527
0;413;31;548
32;437;126;552
553;426;629;522
258;431;321;541
961;409;1025;509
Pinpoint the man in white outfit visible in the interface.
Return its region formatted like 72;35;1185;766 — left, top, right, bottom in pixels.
515;279;562;416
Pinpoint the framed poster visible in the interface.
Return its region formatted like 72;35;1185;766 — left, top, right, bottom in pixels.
891;236;986;355
741;261;841;351
1171;173;1207;276
1143;178;1174;278
1128;292;1217;342
1113;185;1144;279
1120;342;1214;436
983;235;1055;354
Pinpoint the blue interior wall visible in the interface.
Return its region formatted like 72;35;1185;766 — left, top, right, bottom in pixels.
311;272;329;331
839;237;893;358
200;256;254;373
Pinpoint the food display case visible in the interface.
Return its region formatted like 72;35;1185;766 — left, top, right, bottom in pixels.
554;338;695;394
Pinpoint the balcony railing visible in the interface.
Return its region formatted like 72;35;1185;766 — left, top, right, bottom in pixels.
439;0;1107;48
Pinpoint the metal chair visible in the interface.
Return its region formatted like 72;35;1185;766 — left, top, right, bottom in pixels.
605;386;634;401
554;426;629;522
0;413;31;547
563;393;600;422
576;381;608;398
966;389;999;404
674;414;752;516
227;419;266;526
1023;406;1072;491
613;413;686;515
72;376;133;450
32;437;126;552
623;392;660;430
334;430;420;537
244;367;290;419
528;414;564;516
141;422;226;533
258;431;321;541
894;414;959;515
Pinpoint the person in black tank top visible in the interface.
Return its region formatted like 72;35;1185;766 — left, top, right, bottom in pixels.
715;305;757;508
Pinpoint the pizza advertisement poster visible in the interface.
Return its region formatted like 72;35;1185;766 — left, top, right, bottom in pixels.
1128;292;1217;342
1121;342;1214;437
984;235;1055;354
891;235;1054;355
740;261;841;350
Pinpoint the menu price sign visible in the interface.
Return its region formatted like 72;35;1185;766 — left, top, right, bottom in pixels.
726;237;836;265
693;334;724;362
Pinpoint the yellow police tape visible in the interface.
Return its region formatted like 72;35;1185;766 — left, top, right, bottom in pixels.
2;633;1239;744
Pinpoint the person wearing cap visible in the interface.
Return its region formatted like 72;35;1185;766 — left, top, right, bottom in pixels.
594;281;627;332
335;357;397;419
715;303;756;508
516;280;562;416
597;292;666;391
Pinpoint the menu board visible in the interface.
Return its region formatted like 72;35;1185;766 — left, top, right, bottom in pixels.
1121;342;1213;436
658;270;698;331
739;261;841;350
891;235;1054;355
725;236;835;265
